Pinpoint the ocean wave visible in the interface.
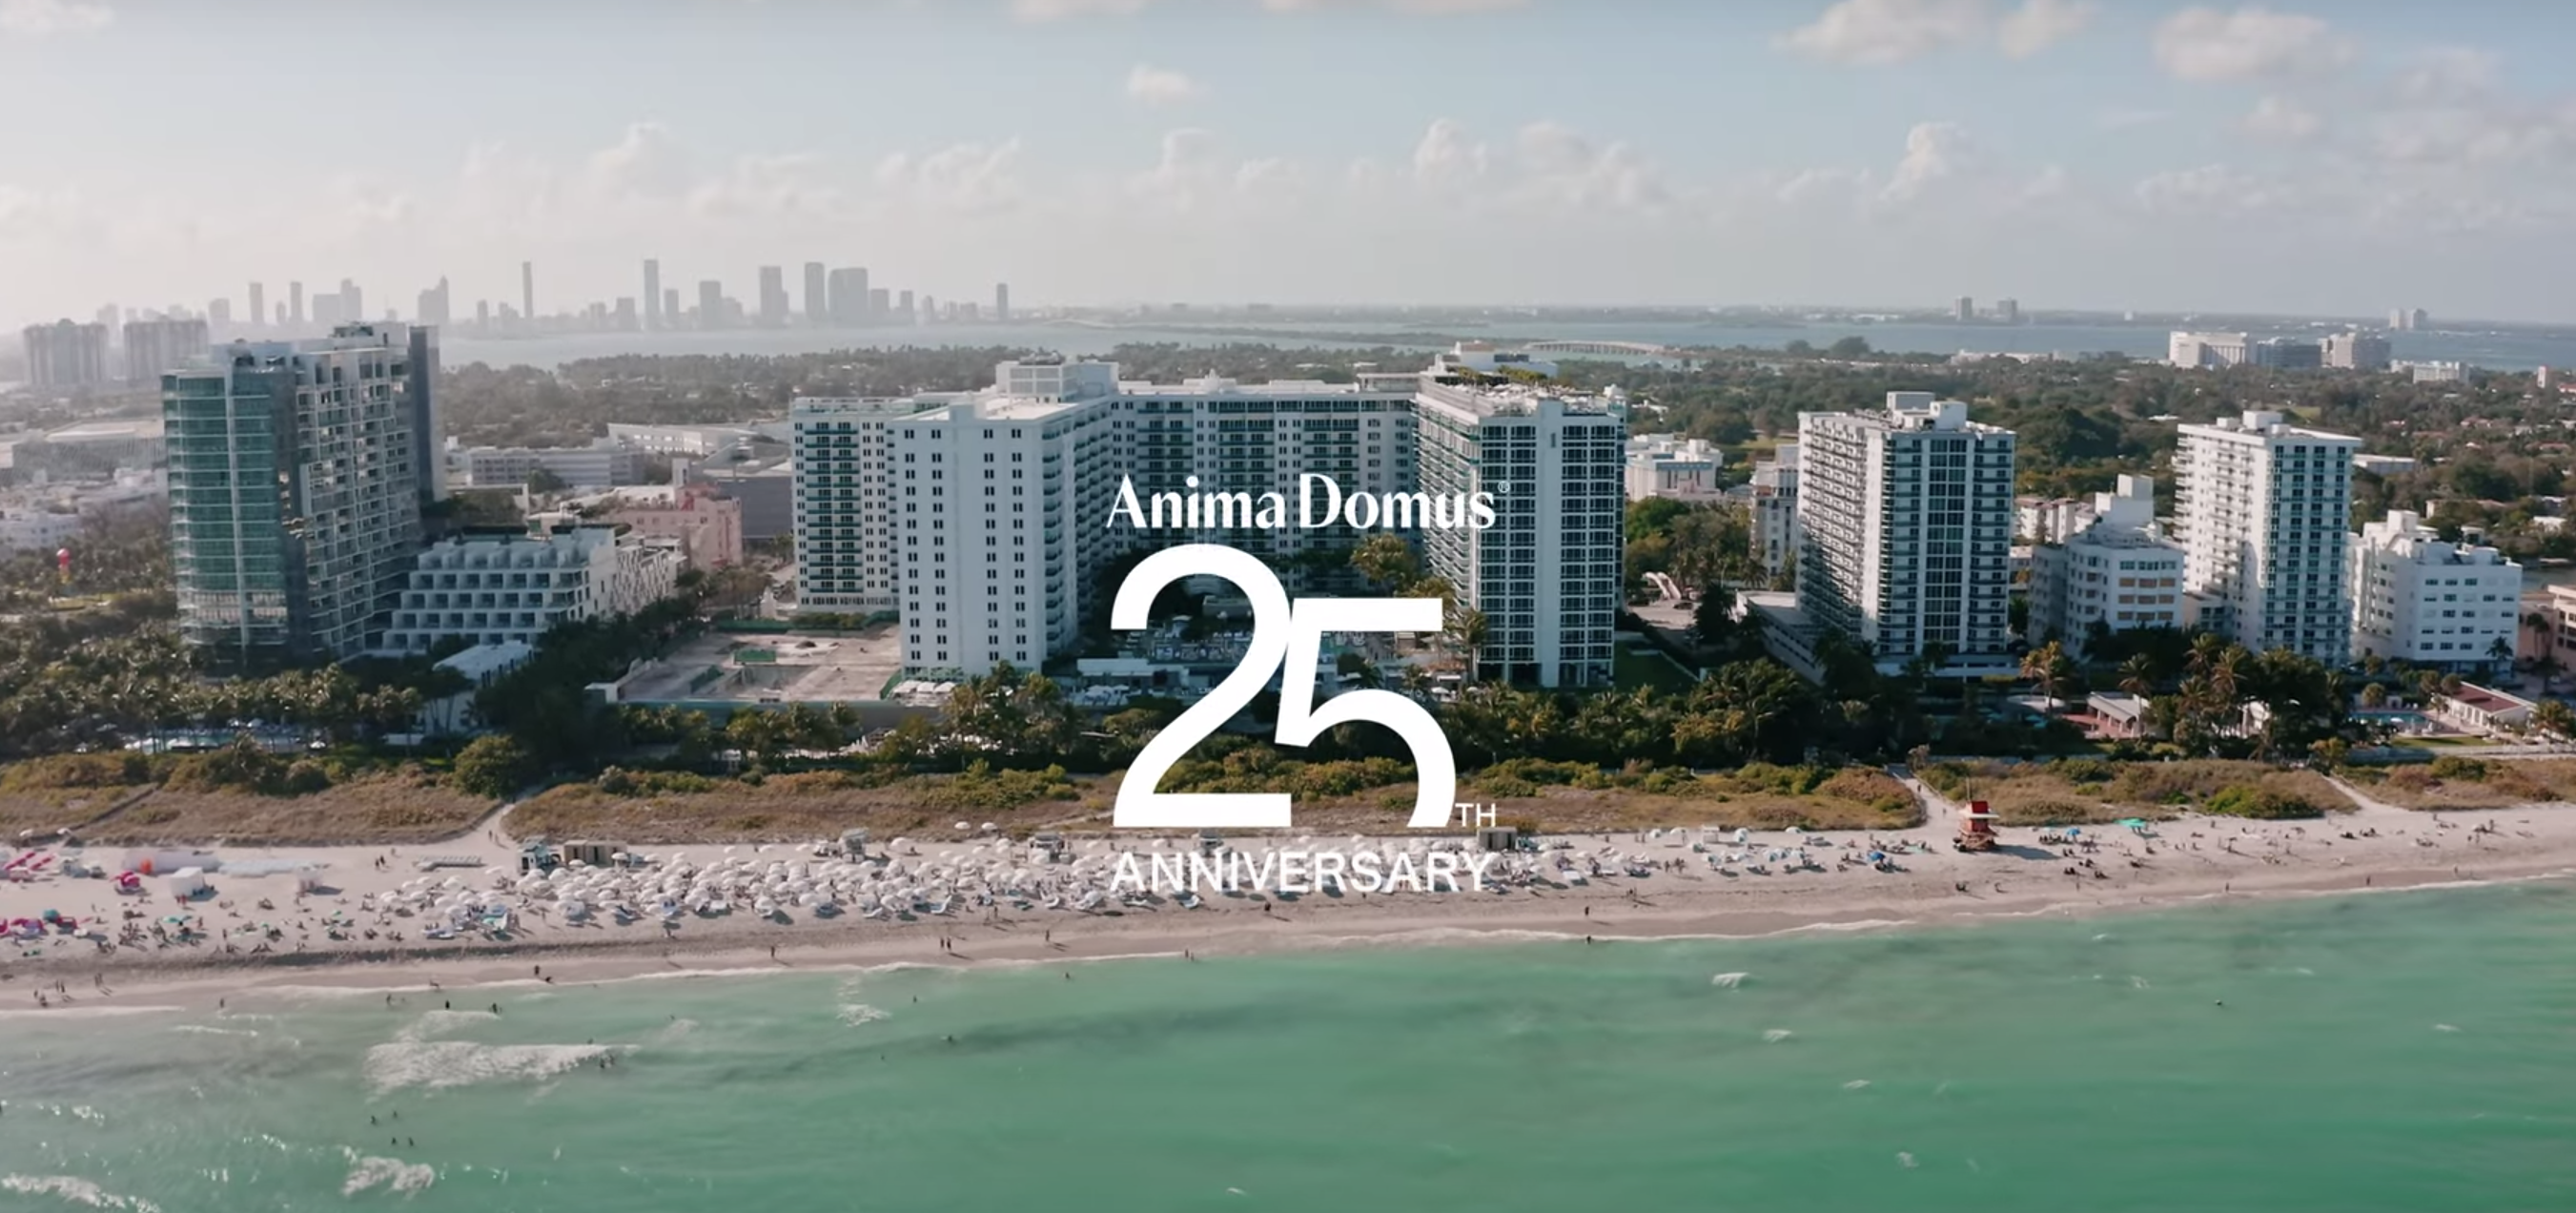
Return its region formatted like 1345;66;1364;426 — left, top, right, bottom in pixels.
171;1024;258;1038
395;1009;498;1043
1709;971;1750;988
837;1003;889;1026
339;1152;436;1197
0;1005;186;1020
363;1040;612;1093
1763;1028;1794;1043
0;1175;162;1212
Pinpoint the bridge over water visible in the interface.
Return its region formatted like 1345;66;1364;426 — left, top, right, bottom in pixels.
1518;339;1682;358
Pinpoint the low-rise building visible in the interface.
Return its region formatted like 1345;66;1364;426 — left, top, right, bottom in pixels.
461;441;645;489
1749;443;1799;580
1623;434;1727;502
2348;509;2521;668
418;641;533;736
2352;454;2419;476
379;524;683;654
604;422;761;458
10;419;166;480
2026;476;2185;658
594;482;745;571
2323;331;2392;371
2433;683;2535;734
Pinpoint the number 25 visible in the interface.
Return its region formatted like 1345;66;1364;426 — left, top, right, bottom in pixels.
1111;545;1458;829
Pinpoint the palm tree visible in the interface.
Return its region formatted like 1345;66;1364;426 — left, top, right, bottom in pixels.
2488;636;2516;679
2020;640;2070;713
2117;653;2157;698
2360;681;2389;708
1447;606;1489;685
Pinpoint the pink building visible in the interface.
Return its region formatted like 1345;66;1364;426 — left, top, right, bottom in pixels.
606;483;743;571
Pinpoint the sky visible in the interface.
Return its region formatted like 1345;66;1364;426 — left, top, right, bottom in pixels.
3;0;2574;325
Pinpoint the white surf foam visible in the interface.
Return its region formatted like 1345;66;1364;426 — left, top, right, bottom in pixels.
836;1003;889;1026
339;1151;436;1196
0;1175;162;1212
1763;1028;1794;1043
1709;972;1750;988
363;1040;612;1093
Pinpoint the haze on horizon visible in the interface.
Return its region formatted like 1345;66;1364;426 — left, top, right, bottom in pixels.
2;0;2572;328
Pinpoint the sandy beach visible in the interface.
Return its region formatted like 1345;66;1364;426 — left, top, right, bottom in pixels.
5;774;2571;1014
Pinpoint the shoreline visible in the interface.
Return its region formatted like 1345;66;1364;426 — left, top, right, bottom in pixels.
14;838;2570;1016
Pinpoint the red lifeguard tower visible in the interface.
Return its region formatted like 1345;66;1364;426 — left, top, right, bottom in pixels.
1954;800;1998;853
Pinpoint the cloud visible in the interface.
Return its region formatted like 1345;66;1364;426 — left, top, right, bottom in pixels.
1996;0;2093;59
2396;47;2500;105
2133;163;2290;216
1881;121;1973;201
1262;0;1529;10
2152;7;2353;83
2240;95;2320;141
1780;0;1985;66
874;139;1026;216
1410;118;1490;189
588;122;695;198
0;0;111;37
1125;64;1202;105
2096;107;2173;130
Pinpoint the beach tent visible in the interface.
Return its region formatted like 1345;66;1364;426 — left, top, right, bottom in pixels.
166;867;210;898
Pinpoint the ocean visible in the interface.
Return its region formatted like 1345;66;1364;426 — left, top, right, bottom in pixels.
3;882;2571;1212
440;319;2576;373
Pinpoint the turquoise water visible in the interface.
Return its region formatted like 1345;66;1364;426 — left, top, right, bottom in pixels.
4;884;2572;1212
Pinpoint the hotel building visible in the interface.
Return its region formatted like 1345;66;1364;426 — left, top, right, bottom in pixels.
2348;509;2520;668
799;355;1623;687
380;524;683;653
1793;392;2018;670
2025;475;2184;658
2172;409;2360;664
1749;443;1800;581
163;324;435;661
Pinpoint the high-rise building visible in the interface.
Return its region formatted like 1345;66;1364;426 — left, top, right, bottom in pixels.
208;299;234;330
2026;475;2184;659
1952;296;1974;323
408;324;445;504
339;278;363;325
21;319;112;390
790;397;945;614
1795;392;2018;670
2349;509;2519;669
288;281;306;326
897;289;915;323
803;262;828;325
1750;443;1800;582
993;282;1011;323
697;279;724;330
758;266;788;327
2250;338;2322;370
868;288;890;322
828;267;869;325
415;278;452;329
520;261;535;324
662;287;680;326
2322;331;2392;371
247;282;266;330
122;317;210;384
2173;409;2360;664
1994;298;2019;324
795;353;1622;686
643;259;662;330
163;323;433;661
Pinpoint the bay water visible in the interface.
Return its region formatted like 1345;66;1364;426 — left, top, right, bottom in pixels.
3;882;2570;1212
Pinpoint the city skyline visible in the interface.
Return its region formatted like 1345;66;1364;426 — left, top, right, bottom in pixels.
5;1;2575;324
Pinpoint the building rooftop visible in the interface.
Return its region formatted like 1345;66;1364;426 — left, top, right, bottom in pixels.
2182;409;2361;443
43;418;164;442
436;640;534;681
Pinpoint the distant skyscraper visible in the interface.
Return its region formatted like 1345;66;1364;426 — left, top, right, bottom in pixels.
247;282;266;330
643;258;662;330
758;266;788;327
827;267;869;325
476;299;491;328
803;262;828;325
122;317;209;383
868;288;890;322
614;298;637;330
21;319;112;390
521;261;535;323
1994;298;2018;324
698;279;724;330
208;298;234;329
994;282;1011;323
289;281;306;326
662;287;680;324
2410;307;2429;331
1952;296;1974;323
897;289;914;323
164;323;431;661
417;278;452;328
340;278;363;326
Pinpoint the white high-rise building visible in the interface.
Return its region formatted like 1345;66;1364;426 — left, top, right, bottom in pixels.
2172;409;2360;664
1794;392;2017;670
1414;376;1625;688
799;355;1621;685
2026;476;2185;658
791;397;950;614
1750;443;1800;581
2348;509;2521;668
